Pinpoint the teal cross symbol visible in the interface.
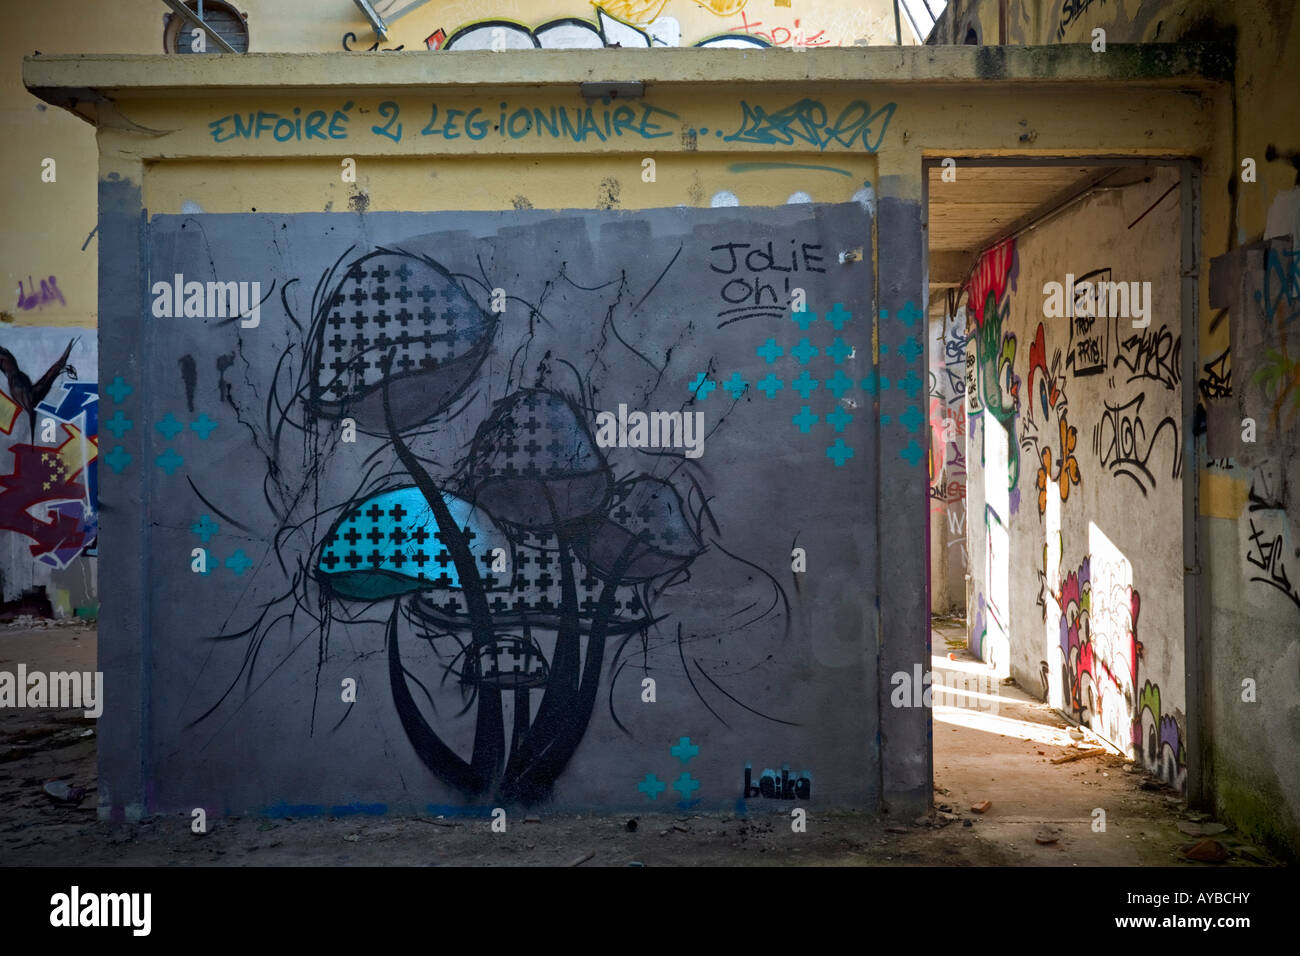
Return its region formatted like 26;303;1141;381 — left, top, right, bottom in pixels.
155;448;184;475
672;773;700;802
104;410;134;439
105;375;132;403
897;335;923;363
755;373;784;398
104;445;133;474
756;339;783;364
688;372;716;400
900;404;925;433
862;373;891;395
791;371;819;399
826;337;852;364
826;439;854;466
790;338;819;365
791;308;818;331
825;303;853;330
155;413;184;440
191;514;220;542
896;301;922;327
638;774;667;800
826;406;853;432
900;439;924;466
721;371;749;399
792;406;819;433
671;736;699;764
190;414;219;439
225;549;254;575
825;369;853;398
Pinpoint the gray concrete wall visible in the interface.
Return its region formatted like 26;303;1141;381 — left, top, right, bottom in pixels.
1202;198;1300;857
96;200;926;817
966;166;1188;790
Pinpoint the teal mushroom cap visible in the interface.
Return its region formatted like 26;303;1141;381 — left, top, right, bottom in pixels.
316;486;508;601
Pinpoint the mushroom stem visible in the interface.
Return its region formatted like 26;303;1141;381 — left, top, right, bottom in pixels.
501;534;641;803
386;601;482;794
382;370;504;788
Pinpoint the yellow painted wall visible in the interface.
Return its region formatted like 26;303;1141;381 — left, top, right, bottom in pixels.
0;1;905;330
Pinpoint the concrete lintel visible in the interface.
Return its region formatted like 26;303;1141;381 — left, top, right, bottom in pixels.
24;44;1231;114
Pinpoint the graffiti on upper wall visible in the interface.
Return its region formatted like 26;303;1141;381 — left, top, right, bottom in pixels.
344;2;888;52
966;238;1021;498
208;97;897;153
1065;268;1111;377
1091;391;1181;496
0;340;98;571
1198;346;1232;401
435;7;766;50
1056;0;1107;40
1115;323;1181;391
929;307;969;582
1244;468;1300;613
15;276;65;312
1020;322;1081;517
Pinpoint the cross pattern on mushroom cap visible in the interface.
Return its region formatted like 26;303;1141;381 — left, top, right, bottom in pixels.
317;487;506;599
468;389;603;482
315;253;490;403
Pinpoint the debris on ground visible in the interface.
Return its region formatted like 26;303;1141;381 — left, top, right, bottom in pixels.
1182;838;1230;863
1177;821;1228;837
1051;747;1106;764
970;800;992;813
42;780;86;803
1035;826;1062;845
568;851;595;867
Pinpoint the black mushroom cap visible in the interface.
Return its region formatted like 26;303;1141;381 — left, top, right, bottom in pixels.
462;388;612;530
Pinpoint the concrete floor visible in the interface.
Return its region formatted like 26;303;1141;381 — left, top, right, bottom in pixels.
0;622;1277;866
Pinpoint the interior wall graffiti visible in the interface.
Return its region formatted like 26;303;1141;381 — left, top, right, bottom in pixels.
928;301;968;611
964;167;1186;788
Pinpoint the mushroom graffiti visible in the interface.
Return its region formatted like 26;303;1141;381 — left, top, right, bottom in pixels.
194;243;741;806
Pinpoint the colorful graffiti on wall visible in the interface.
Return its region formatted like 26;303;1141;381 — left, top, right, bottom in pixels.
1054;552;1186;789
0;337;98;572
965;238;1021;501
343;1;894;52
929;305;968;578
1021;322;1081;516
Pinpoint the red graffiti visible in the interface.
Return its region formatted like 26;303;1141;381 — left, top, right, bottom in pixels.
966;238;1016;329
726;11;833;47
0;442;91;558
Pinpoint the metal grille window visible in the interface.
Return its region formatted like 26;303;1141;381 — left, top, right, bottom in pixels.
163;1;249;54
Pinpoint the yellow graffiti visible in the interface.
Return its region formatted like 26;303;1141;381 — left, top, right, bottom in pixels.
0;389;18;435
596;0;669;23
696;0;749;16
54;423;97;481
